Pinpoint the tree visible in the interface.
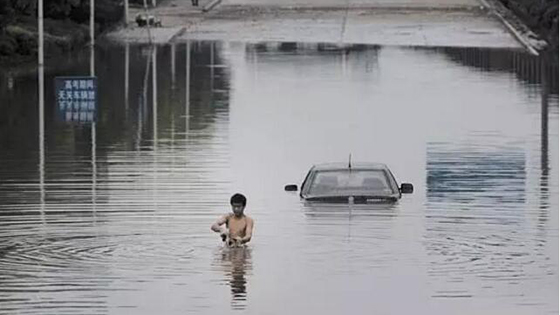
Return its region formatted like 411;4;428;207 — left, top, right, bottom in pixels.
0;0;14;32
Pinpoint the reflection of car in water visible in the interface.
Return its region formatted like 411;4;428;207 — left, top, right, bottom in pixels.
285;163;413;204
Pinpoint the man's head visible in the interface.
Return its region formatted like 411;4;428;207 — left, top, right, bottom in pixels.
230;193;247;217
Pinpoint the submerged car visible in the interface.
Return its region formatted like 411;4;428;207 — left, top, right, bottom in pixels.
284;162;413;203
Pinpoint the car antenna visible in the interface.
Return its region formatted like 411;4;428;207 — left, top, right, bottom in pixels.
348;154;352;169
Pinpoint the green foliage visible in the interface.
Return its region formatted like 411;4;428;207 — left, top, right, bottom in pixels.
45;0;73;19
0;0;14;31
507;0;558;29
9;0;34;15
0;35;16;55
12;28;35;55
501;0;558;49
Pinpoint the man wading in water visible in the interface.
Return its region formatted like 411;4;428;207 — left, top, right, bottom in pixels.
211;193;254;247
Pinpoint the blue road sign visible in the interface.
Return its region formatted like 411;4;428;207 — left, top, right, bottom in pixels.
55;76;98;123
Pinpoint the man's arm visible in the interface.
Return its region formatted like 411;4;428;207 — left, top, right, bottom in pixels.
211;215;229;235
240;217;254;244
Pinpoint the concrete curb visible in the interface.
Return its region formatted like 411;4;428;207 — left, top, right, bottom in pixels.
494;11;539;55
105;26;184;44
202;0;222;12
169;27;187;42
214;4;485;12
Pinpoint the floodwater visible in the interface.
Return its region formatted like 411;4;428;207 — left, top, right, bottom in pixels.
0;41;558;314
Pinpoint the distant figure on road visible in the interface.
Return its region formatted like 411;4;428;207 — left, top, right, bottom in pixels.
191;0;198;7
211;193;254;247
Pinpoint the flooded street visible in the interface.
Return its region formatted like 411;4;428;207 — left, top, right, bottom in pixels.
0;41;558;314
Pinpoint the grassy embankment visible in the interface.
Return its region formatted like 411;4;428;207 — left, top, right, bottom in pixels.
498;0;558;57
0;0;123;66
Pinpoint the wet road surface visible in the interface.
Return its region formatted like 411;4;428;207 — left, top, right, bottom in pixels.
0;42;558;314
177;7;521;48
109;0;525;50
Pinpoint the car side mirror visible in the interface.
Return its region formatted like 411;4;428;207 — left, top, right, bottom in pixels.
400;183;413;194
284;184;298;192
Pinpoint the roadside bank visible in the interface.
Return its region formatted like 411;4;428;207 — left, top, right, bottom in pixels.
498;0;558;60
0;0;122;68
106;0;549;55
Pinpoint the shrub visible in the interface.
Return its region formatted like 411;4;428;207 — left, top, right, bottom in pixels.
0;0;14;31
0;35;16;55
9;0;35;15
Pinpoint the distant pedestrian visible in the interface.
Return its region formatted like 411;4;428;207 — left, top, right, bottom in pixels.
191;0;198;6
211;193;254;247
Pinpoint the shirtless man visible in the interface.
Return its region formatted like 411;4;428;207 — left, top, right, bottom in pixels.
211;193;254;247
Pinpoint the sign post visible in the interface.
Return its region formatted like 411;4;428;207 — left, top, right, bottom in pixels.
124;0;129;26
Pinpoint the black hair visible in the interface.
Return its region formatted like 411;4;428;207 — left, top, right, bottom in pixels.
230;193;247;206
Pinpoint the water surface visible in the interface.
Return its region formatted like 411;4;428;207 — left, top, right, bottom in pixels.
0;42;557;314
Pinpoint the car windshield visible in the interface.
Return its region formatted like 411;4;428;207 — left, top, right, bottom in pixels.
307;169;396;196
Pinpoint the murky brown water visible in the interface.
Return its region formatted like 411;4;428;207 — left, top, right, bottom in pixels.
0;42;558;314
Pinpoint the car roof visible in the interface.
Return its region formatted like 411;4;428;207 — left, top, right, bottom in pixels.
311;162;390;171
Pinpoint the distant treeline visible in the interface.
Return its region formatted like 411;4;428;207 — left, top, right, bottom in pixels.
0;0;122;63
498;0;558;51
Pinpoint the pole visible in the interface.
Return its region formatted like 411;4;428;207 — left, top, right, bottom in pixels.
38;0;43;67
90;0;94;48
152;46;158;147
171;43;176;89
540;58;549;179
39;55;45;222
185;41;190;133
125;43;130;113
210;43;214;92
152;46;158;216
90;0;97;219
124;0;129;26
38;0;45;220
90;0;95;75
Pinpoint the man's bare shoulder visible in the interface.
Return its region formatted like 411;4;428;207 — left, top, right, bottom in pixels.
215;214;231;223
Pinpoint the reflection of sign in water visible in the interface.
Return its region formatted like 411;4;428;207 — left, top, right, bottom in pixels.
426;144;526;205
55;77;97;123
